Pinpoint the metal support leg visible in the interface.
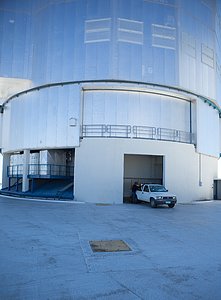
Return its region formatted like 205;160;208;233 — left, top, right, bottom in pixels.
16;173;19;191
31;178;34;192
8;177;11;191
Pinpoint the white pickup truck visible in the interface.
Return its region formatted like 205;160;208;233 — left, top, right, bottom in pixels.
136;184;177;208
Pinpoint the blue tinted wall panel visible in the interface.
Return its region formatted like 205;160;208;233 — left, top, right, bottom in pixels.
0;0;31;78
0;0;220;103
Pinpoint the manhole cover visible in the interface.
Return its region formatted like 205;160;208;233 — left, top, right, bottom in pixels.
89;240;131;252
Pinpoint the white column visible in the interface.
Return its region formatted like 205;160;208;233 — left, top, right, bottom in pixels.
22;149;30;192
2;153;10;189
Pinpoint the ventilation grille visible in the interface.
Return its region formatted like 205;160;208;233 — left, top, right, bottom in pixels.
118;18;143;45
182;32;196;58
201;44;214;68
85;18;111;43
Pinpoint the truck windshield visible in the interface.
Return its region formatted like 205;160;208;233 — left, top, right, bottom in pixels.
149;185;167;192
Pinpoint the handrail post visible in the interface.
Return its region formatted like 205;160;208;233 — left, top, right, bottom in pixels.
133;125;137;138
153;127;156;139
16;165;18;191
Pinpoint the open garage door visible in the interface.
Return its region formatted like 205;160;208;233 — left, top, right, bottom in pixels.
123;154;163;203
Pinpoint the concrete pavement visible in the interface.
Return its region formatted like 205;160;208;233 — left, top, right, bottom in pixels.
1;196;221;299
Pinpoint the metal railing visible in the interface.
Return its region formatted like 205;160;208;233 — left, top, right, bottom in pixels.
7;164;74;178
133;126;156;139
81;124;106;137
81;124;195;144
106;125;131;138
157;128;195;143
28;164;74;177
7;165;23;177
81;124;131;138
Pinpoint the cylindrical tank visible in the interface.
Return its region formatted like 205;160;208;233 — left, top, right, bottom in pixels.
0;0;220;203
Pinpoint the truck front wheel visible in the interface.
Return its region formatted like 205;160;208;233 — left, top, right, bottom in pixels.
150;198;157;208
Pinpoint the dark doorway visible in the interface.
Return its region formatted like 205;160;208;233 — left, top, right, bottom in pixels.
123;154;163;203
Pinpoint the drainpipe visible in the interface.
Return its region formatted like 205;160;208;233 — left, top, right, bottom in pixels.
190;101;192;144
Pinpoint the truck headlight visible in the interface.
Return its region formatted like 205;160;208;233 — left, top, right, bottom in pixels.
156;196;163;199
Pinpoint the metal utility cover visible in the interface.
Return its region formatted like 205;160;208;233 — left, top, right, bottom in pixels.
89;240;131;252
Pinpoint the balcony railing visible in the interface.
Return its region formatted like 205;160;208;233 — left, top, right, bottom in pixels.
81;124;131;138
81;124;195;144
133;126;156;139
157;128;194;143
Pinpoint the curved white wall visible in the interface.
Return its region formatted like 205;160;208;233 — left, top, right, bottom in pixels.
2;85;81;152
196;99;220;157
75;138;217;203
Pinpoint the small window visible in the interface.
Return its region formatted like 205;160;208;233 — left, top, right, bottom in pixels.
144;186;149;192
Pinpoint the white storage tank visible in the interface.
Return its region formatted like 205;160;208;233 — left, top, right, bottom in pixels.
39;150;66;176
29;152;40;175
9;153;23;176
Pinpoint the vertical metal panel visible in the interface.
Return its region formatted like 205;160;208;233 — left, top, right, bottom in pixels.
196;100;220;157
2;85;81;151
83;90;190;132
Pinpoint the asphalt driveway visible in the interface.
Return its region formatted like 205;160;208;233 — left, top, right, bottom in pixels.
1;196;221;299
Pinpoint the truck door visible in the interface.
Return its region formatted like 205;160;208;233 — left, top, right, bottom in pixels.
140;185;150;201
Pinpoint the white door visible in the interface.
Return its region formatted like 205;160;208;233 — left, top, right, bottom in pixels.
140;185;151;201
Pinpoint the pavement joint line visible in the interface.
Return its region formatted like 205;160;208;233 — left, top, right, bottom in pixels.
108;273;143;300
0;194;85;204
192;200;215;204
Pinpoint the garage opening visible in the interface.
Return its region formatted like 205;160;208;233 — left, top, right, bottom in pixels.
123;154;163;203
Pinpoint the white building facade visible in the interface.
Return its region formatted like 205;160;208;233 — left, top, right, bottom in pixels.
0;0;221;203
